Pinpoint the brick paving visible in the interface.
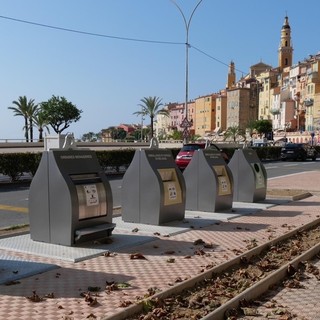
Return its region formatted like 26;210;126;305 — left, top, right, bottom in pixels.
0;171;319;320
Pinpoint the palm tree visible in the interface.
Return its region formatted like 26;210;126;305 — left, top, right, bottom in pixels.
8;96;31;142
26;100;38;142
133;96;169;139
224;125;246;142
33;111;50;142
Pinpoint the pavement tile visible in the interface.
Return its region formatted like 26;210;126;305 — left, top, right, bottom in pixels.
0;171;320;319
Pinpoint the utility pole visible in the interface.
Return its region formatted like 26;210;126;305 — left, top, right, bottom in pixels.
171;0;204;143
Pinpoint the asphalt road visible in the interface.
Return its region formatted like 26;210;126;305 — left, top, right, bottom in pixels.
0;177;122;230
264;159;320;178
0;160;319;229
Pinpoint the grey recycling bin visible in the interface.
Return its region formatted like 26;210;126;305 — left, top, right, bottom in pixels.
228;148;267;202
121;149;186;225
29;149;115;246
184;149;233;212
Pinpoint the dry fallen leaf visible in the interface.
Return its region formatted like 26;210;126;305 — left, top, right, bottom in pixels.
241;307;258;315
130;253;147;260
80;292;99;306
118;300;133;307
194;249;206;256
193;239;205;245
163;250;175;255
26;291;45;303
102;251;116;257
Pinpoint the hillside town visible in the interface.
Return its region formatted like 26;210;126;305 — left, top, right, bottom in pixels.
102;16;320;146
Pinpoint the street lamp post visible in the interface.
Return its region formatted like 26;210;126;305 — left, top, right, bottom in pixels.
171;0;203;143
141;116;144;142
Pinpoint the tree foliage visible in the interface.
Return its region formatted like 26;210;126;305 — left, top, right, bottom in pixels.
133;96;169;138
8;96;38;142
39;95;82;134
168;130;183;141
224;125;246;142
103;126;127;141
253;120;273;136
81;132;101;142
33;112;50;142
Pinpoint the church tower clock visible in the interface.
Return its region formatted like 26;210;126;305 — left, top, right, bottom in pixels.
278;16;293;70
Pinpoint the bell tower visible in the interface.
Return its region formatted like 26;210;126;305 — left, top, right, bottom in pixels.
278;16;293;70
226;60;236;89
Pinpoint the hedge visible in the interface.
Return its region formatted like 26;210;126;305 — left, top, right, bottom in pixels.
0;146;319;182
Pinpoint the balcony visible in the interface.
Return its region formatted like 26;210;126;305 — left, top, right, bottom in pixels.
304;98;314;107
270;108;281;115
308;72;320;83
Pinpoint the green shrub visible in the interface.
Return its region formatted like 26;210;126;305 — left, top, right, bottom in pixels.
0;146;285;183
0;153;27;182
96;150;135;172
0;153;43;181
252;146;282;160
21;153;43;176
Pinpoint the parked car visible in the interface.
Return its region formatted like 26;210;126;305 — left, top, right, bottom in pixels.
280;143;318;161
175;143;229;170
251;139;272;147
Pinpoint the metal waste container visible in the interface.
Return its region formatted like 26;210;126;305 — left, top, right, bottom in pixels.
184;148;233;212
122;148;186;225
29;149;115;246
228;148;267;202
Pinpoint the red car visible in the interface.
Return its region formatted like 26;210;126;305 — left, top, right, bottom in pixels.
175;143;229;170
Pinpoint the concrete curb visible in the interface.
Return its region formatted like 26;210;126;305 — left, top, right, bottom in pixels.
203;241;320;319
267;192;312;201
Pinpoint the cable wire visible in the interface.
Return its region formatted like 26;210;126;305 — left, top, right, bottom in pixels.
0;14;245;72
0;14;184;45
191;45;246;74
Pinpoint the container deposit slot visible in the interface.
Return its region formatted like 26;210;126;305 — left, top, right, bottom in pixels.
212;165;232;196
157;168;183;206
69;173;107;221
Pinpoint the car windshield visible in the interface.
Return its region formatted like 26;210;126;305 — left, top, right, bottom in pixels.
181;144;204;151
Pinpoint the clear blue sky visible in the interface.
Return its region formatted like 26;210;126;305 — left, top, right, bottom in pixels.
1;0;320;140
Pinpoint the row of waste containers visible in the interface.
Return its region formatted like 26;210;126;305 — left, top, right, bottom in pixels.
29;145;267;246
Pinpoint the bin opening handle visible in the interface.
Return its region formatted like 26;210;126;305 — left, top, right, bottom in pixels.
62;132;76;149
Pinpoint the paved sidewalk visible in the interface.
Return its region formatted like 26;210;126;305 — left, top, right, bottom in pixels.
0;171;319;320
